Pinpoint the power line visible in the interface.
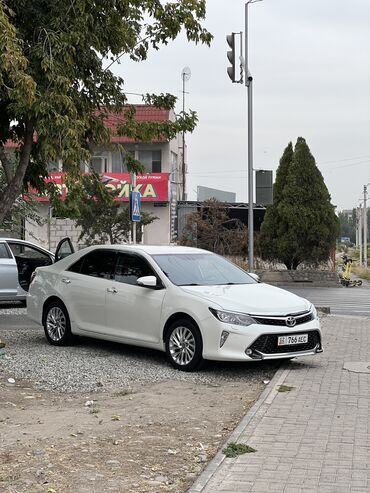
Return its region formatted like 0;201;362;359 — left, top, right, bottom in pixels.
318;154;370;165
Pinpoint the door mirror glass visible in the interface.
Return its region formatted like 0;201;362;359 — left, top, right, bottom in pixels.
55;237;75;262
137;275;157;288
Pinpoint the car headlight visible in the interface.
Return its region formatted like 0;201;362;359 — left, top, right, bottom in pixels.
209;308;256;327
310;303;318;319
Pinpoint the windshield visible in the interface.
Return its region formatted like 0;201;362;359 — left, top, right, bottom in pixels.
151;253;257;286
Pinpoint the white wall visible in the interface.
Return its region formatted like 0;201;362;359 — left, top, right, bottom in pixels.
26;202;171;250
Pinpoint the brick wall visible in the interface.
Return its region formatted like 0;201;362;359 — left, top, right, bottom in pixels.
49;218;85;251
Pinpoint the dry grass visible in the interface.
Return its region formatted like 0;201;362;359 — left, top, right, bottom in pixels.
352;265;370;281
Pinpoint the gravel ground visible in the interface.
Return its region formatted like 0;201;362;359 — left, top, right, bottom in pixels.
0;321;279;393
0;305;27;315
0;307;280;492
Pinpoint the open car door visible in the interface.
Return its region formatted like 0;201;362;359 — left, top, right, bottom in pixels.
55;237;75;262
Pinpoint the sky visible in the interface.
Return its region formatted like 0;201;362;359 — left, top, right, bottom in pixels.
112;0;370;211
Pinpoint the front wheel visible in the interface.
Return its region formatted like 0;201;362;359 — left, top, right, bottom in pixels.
43;301;74;346
165;319;203;372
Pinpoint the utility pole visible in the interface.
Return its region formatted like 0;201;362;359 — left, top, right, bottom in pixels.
181;67;191;201
359;204;363;266
364;185;368;268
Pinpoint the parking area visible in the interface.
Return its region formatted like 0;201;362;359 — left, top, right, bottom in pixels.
0;306;280;493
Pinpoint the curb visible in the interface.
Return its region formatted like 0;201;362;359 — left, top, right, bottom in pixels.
187;365;290;493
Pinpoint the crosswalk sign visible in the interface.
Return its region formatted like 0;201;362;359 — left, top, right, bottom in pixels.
130;191;141;222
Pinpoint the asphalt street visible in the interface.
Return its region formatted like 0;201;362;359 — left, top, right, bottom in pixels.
282;284;370;317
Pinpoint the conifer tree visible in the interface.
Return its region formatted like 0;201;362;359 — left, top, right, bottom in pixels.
259;137;339;269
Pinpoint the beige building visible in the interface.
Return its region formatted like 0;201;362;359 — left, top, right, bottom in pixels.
23;106;185;251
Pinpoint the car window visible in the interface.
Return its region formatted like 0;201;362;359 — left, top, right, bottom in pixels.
78;250;116;279
113;253;155;285
151;253;257;286
0;243;11;259
8;242;51;261
55;237;75;262
67;256;85;273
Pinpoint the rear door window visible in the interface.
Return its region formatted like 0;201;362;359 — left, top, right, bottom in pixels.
0;243;11;259
78;250;116;279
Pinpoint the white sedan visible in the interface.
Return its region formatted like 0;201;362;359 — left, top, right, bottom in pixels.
27;244;322;371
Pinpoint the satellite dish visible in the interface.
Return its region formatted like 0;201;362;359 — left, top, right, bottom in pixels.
181;66;191;81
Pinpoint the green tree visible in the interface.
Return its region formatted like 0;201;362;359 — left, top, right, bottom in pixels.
179;198;247;256
53;173;157;245
257;142;293;261
259;137;339;270
0;1;212;223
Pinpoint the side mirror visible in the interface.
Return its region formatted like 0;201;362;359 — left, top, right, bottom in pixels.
248;272;261;283
137;275;158;288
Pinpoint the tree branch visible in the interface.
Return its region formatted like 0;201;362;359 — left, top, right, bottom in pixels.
0;119;34;224
0;147;14;184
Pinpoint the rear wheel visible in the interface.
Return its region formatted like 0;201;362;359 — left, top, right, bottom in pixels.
43;301;73;346
165;319;203;372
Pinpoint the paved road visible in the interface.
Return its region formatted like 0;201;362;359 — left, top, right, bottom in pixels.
281;285;370;317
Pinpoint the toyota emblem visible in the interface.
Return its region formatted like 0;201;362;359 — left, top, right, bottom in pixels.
286;316;296;327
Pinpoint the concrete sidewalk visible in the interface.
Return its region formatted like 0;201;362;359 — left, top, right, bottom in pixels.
189;315;370;493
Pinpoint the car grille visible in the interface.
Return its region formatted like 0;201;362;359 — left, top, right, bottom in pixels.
249;330;321;354
253;312;313;327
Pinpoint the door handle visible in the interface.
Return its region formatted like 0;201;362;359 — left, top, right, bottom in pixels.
107;287;117;294
61;278;71;284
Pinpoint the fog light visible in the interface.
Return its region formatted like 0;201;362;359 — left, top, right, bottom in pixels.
245;348;253;356
220;330;229;348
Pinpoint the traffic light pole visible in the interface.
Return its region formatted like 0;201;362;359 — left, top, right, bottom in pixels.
246;1;254;271
227;0;261;271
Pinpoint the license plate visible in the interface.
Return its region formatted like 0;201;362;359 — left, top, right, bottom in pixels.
278;333;308;346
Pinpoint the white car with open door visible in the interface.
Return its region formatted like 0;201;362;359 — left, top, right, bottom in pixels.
0;237;74;304
27;244;322;371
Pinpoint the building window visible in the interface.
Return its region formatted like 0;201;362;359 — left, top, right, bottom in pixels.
139;150;162;173
47;160;62;172
90;151;109;173
111;150;126;173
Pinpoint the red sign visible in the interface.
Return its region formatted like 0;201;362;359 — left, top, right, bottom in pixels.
33;173;169;202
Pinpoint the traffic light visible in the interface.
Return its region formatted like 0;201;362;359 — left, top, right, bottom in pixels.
226;33;236;82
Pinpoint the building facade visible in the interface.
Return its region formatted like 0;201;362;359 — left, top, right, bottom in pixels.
20;106;185;250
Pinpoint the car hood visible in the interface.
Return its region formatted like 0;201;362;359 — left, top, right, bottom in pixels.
179;283;311;316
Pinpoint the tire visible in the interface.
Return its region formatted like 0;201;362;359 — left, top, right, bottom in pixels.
43;301;74;346
165;318;203;372
356;280;363;286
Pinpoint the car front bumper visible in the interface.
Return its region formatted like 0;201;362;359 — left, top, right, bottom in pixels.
200;316;322;362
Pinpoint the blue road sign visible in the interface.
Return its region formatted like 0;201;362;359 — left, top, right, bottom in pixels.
130;191;141;222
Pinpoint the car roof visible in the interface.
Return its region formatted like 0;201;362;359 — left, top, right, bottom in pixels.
81;244;211;255
0;237;53;255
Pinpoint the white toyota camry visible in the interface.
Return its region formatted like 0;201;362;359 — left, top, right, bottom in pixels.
27;243;322;371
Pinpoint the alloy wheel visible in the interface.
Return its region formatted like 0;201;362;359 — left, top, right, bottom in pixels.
169;326;196;366
46;306;67;342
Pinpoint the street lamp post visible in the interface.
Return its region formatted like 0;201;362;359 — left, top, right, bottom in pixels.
358;204;363;266
364;183;370;268
245;0;262;272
